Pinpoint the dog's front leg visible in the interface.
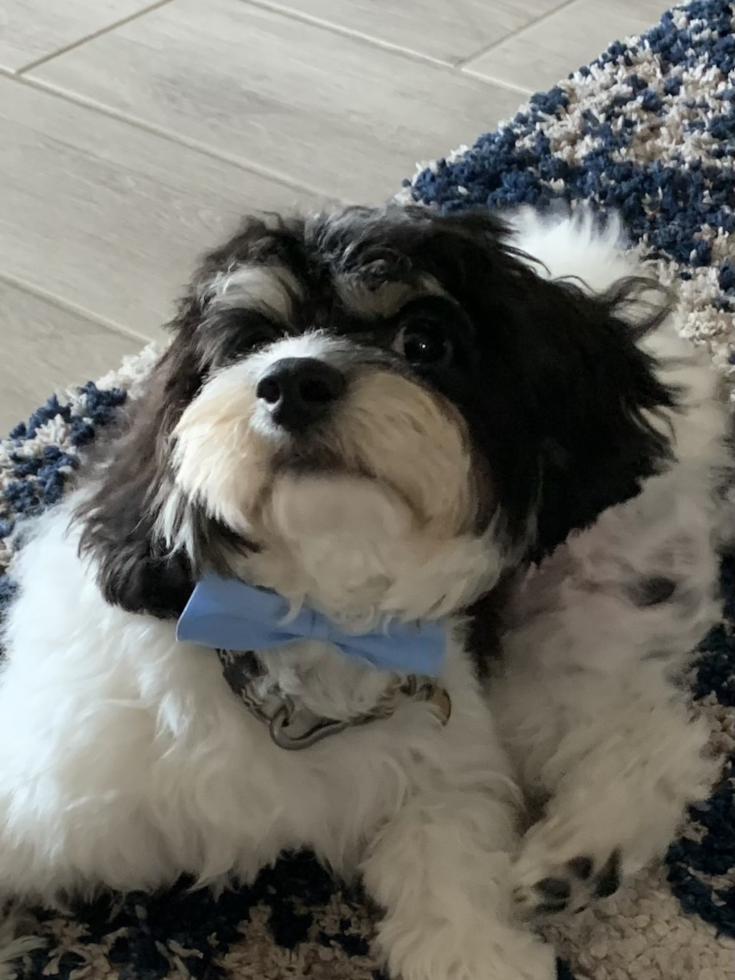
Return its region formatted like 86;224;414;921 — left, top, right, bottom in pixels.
361;769;556;980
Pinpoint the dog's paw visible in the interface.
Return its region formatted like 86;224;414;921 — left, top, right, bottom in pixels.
377;916;557;980
512;847;622;919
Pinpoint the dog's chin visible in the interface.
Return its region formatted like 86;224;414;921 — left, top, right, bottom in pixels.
264;471;415;543
230;470;499;625
244;472;416;618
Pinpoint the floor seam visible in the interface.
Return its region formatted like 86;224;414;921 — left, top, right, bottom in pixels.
15;0;177;75
1;73;339;203
455;0;581;70
241;0;538;91
241;0;452;68
0;269;158;347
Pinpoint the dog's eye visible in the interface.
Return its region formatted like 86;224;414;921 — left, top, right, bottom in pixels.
394;323;453;367
246;325;280;350
209;314;284;368
231;317;282;355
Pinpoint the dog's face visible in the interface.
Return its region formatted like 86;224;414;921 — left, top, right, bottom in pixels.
78;206;675;625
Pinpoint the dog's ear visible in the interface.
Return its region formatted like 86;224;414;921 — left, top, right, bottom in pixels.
75;323;202;619
522;276;676;557
406;210;677;558
75;215;306;617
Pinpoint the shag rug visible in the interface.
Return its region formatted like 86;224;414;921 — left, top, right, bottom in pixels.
1;1;734;977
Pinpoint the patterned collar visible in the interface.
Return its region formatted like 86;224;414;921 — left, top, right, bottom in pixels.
216;649;452;750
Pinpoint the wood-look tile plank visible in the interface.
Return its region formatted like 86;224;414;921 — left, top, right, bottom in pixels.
0;0;160;73
465;0;669;94
253;0;568;66
32;0;526;202
0;76;317;340
0;280;143;435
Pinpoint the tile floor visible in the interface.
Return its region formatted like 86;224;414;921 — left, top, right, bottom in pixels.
0;0;669;432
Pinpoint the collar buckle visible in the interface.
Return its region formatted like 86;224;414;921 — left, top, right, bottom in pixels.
217;648;451;751
268;697;350;750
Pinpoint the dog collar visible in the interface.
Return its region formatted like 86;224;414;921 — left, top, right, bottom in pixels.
176;575;452;749
217;648;452;750
176;573;448;677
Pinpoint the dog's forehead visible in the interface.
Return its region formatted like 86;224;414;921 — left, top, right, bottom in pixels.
200;209;456;326
205;264;300;320
310;209;443;300
333;273;446;317
207;262;445;323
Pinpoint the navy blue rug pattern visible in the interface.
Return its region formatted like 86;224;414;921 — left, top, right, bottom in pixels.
1;2;734;978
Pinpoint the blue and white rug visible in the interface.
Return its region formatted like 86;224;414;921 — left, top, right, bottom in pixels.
1;1;733;978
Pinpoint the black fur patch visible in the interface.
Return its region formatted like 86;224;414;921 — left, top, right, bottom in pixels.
594;850;622;898
630;575;677;606
567;856;593;880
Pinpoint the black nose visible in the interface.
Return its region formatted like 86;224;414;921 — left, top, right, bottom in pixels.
256;357;346;431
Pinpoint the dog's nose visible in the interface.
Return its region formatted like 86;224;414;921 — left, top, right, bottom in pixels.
256;357;346;431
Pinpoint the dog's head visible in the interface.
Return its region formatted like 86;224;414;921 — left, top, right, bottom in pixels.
77;206;675;624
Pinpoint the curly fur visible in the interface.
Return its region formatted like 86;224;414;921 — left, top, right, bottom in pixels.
0;206;728;980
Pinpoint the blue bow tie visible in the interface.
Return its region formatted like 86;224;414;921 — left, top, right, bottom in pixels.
176;574;447;677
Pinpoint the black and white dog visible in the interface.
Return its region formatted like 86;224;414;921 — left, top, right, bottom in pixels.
0;206;728;980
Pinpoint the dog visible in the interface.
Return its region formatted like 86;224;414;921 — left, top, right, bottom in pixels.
0;205;728;980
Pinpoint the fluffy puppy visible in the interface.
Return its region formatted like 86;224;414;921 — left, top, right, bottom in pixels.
0;206;728;980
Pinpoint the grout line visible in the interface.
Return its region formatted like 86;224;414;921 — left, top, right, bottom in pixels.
16;0;177;75
241;0;451;69
462;68;534;96
0;53;529;103
242;0;537;96
3;72;341;204
0;269;160;348
454;0;580;69
464;73;534;96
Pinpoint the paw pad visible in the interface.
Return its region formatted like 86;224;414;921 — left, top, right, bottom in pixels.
513;849;622;918
593;851;621;898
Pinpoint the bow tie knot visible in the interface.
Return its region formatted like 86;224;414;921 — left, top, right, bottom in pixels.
302;608;336;645
176;574;447;677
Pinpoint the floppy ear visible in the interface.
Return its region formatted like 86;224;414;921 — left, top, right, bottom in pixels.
75;336;201;619
75;214;308;617
516;275;677;557
407;209;677;558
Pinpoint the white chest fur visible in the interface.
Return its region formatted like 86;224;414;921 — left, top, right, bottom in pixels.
0;505;511;895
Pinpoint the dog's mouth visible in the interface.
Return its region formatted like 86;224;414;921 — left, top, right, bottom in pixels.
270;437;353;478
